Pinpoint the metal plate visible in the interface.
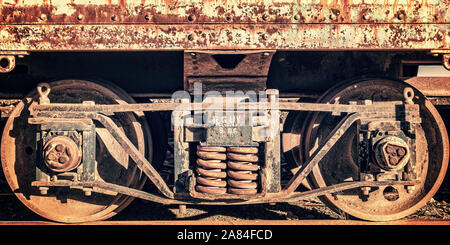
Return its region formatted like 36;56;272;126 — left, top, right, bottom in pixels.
0;0;448;24
205;126;256;146
0;23;448;51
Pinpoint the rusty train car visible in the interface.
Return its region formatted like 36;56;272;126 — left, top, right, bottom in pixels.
0;0;449;223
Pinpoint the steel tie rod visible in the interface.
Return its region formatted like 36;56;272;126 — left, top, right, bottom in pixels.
93;113;175;199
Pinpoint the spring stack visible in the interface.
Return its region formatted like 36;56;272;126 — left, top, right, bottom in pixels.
195;145;260;195
195;146;228;194
226;146;260;194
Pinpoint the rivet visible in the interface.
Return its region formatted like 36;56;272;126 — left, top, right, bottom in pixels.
397;11;406;20
40;14;47;21
293;14;300;20
77;14;83;20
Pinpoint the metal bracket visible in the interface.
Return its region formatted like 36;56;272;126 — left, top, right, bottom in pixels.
430;50;450;70
30;118;96;195
184;50;275;94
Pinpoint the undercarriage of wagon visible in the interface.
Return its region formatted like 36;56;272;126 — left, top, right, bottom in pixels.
1;74;448;223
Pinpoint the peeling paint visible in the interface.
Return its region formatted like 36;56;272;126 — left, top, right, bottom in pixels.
0;0;449;51
0;0;449;24
0;23;448;51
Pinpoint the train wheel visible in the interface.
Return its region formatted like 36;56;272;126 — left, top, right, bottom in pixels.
302;78;449;221
1;79;151;223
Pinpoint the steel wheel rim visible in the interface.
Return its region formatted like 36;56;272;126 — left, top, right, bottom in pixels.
1;79;151;223
302;78;449;221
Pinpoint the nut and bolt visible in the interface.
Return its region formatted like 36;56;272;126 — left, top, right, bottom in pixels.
374;136;410;171
361;187;371;196
406;185;416;193
83;188;92;196
39;187;49;195
383;143;407;167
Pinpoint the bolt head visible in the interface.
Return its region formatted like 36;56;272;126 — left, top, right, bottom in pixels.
55;144;64;152
406;185;416;193
361;187;371;195
58;156;68;164
374;136;410;171
39;187;49;195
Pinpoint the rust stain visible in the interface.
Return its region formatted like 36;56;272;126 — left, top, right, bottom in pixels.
119;0;126;8
393;0;399;13
0;1;447;24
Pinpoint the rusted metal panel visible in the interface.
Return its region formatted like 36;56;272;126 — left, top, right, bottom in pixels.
0;0;449;24
405;76;450;97
0;0;449;51
0;23;448;51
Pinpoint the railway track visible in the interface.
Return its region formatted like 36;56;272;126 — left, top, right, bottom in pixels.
1;219;450;226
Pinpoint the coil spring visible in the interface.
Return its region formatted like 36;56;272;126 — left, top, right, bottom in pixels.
195;145;228;194
226;147;260;195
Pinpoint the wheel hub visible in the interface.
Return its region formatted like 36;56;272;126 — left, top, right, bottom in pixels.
43;136;81;173
373;136;410;171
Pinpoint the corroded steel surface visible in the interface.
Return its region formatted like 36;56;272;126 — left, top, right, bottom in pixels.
0;0;448;24
0;0;449;50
